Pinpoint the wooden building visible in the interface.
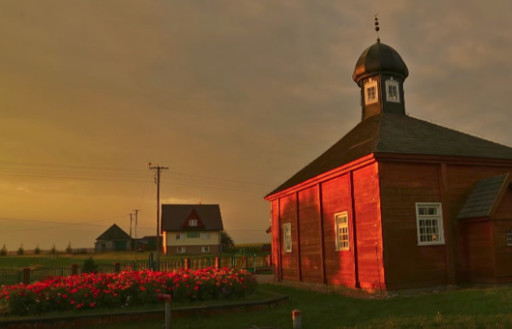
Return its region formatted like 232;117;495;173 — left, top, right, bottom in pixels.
264;38;512;291
95;224;132;252
161;204;224;256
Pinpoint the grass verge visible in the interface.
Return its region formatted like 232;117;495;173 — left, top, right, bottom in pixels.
77;283;512;329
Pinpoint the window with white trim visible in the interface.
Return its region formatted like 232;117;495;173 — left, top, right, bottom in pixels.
189;219;198;227
506;230;512;246
201;246;210;253
385;78;400;103
282;223;292;253
175;233;186;240
335;212;350;251
177;246;186;254
415;203;445;245
364;79;378;105
201;232;210;240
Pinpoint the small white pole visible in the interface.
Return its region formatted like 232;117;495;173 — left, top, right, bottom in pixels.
159;294;172;329
292;309;302;329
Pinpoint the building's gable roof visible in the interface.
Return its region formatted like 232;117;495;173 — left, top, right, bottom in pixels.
267;114;512;196
458;173;511;219
161;204;223;231
96;224;131;241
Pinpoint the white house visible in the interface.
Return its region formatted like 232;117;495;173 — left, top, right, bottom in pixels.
161;204;224;255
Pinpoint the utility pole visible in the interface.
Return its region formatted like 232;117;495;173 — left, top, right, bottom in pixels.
129;213;133;238
148;163;168;271
129;212;133;251
133;209;140;239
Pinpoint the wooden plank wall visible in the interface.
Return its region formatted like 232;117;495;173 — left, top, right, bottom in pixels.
271;200;281;280
278;193;300;280
494;186;512;280
298;186;323;283
352;163;385;291
321;173;356;287
461;221;495;282
379;162;446;290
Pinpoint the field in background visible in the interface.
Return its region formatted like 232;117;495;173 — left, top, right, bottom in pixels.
0;252;157;270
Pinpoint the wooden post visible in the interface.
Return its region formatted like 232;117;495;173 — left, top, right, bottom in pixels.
292;309;302;329
22;268;30;285
71;264;78;275
241;256;247;269
214;256;220;269
184;258;190;270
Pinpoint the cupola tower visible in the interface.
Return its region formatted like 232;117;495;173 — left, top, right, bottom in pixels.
352;18;409;120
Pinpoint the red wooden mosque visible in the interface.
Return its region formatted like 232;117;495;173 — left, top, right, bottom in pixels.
265;34;512;291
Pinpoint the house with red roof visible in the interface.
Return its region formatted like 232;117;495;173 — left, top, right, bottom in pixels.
161;204;224;255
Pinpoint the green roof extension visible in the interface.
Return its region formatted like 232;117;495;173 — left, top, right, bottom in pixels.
458;173;511;219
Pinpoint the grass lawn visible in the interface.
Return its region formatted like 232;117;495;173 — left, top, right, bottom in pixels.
70;283;512;329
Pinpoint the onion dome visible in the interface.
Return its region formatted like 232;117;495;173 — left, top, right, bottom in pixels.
352;40;409;85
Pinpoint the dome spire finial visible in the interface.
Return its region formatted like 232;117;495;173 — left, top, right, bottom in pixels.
374;14;380;43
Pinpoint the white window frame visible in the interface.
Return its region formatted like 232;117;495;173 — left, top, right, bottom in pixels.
282;223;292;253
176;233;186;240
364;79;378;105
189;219;198;227
506;229;512;246
177;246;186;254
334;211;350;251
415;202;445;246
201;246;210;253
385;78;400;103
201;232;210;240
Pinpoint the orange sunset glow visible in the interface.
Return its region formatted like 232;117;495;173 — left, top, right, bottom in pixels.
1;1;511;251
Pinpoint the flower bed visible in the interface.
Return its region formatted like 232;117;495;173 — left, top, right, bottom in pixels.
0;267;257;316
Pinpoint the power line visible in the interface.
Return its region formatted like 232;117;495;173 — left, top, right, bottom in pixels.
0;161;268;191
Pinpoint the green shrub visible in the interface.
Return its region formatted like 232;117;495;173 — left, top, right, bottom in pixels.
17;245;24;256
65;242;72;254
82;257;98;273
0;244;7;256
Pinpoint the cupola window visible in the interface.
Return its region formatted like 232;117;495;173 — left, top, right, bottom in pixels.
385;78;400;103
364;79;378;105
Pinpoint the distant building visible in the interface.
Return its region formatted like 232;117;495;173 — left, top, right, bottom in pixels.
95;224;132;252
134;236;160;251
265;37;512;291
161;204;224;255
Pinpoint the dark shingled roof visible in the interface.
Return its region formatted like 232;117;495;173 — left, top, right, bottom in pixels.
161;204;223;231
267;114;512;196
96;224;131;241
458;173;511;219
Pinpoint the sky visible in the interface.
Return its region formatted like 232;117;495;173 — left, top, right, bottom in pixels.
0;1;511;251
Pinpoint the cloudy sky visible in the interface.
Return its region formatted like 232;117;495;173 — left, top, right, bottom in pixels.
0;1;511;251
